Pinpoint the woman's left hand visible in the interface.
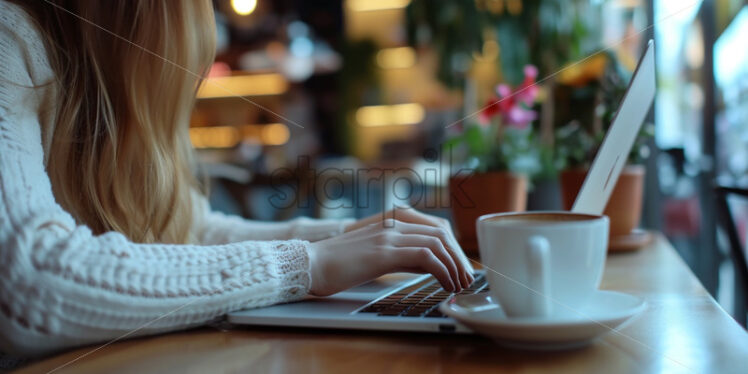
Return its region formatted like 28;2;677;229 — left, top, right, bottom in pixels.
345;207;475;287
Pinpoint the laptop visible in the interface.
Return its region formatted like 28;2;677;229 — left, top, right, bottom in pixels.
227;40;656;334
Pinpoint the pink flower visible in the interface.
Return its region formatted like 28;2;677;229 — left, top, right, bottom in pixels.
479;97;502;125
505;106;537;129
477;67;539;128
516;65;539;106
494;84;515;113
515;85;539;106
523;65;538;80
496;84;512;98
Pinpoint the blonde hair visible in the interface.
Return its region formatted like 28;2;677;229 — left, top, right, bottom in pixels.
14;1;216;244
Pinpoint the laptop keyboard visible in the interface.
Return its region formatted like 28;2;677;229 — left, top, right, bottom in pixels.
357;273;488;318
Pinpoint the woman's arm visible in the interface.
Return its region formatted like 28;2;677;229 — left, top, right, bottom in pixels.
0;109;313;357
193;197;355;244
0;25;313;356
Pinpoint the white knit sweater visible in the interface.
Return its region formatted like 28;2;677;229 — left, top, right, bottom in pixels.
0;1;351;357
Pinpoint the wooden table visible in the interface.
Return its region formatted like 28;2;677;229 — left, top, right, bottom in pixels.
16;234;748;374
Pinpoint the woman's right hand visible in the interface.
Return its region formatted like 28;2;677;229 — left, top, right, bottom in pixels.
308;219;471;296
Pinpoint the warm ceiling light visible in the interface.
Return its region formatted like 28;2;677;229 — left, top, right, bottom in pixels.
238;123;289;146
189;126;240;149
197;73;288;99
376;47;416;69
356;103;425;127
346;0;411;12
190;124;290;148
231;0;257;16
261;123;290;145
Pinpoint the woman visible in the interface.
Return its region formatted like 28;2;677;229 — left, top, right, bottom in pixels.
0;1;473;356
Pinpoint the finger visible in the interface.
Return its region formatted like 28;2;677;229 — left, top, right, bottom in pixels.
429;217;475;278
430;226;472;287
420;227;471;288
395;210;476;279
438;226;475;284
391;247;455;292
391;222;470;288
392;233;462;291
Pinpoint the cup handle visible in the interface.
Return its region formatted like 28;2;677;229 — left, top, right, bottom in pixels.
526;235;551;317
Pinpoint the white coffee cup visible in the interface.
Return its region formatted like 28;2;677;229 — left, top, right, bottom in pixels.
476;211;609;318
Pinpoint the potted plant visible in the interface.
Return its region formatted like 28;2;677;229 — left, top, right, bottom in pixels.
445;66;542;253
555;56;654;250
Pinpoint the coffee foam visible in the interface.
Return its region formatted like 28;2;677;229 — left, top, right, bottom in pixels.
482;213;602;226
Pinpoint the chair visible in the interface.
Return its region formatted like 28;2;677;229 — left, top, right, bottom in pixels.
715;186;748;327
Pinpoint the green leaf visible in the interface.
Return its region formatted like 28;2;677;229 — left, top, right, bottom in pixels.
463;125;488;155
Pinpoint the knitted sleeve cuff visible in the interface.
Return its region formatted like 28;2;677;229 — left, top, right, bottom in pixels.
270;240;312;302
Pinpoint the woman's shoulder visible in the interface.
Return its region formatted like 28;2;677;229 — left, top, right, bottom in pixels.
0;1;44;45
0;1;54;85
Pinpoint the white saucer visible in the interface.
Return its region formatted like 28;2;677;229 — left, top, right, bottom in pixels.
440;290;646;350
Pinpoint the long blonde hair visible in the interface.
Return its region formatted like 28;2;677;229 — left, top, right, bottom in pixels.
14;1;216;244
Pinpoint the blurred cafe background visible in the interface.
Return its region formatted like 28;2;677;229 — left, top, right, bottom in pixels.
193;0;748;326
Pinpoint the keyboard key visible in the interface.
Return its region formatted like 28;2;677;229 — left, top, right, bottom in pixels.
357;274;486;318
399;299;420;304
378;310;404;316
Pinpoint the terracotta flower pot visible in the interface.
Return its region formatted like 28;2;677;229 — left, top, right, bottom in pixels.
559;165;645;237
449;172;527;254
